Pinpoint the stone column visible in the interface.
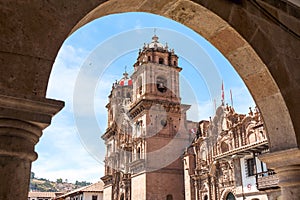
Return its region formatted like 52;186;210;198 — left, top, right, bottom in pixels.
259;148;300;200
0;93;64;200
193;178;199;200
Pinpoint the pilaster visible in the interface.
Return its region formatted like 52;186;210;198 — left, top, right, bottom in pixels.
259;148;300;200
0;93;64;200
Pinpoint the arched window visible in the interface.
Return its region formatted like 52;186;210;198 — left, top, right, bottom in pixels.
173;61;177;66
136;121;142;136
249;132;256;143
157;76;167;93
221;141;229;153
137;147;141;160
137;77;142;95
166;194;173;200
159;57;164;64
148;56;151;62
203;195;208;200
226;192;236;200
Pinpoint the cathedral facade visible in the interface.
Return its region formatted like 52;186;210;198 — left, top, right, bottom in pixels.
183;105;280;200
101;35;194;200
101;35;280;200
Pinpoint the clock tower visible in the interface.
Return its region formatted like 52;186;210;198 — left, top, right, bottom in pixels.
128;35;190;200
101;34;192;200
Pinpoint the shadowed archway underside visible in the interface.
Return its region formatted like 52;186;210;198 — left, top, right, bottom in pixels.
0;0;300;199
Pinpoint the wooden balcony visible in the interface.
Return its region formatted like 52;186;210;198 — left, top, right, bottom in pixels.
256;170;279;190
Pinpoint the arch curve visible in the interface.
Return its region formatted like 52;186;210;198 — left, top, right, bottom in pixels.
68;0;298;152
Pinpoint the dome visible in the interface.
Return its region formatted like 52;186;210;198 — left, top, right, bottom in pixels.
148;35;165;49
118;72;132;86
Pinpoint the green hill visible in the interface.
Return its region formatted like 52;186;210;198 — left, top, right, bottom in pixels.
30;172;92;192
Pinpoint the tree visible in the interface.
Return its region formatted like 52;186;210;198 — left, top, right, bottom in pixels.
30;172;35;179
56;178;63;184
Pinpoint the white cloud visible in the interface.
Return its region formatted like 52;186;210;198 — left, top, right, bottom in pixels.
33;116;105;183
34;44;105;183
47;44;89;113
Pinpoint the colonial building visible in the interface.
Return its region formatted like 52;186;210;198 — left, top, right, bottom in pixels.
100;35;280;200
183;104;280;200
101;35;194;200
55;181;104;200
28;192;58;200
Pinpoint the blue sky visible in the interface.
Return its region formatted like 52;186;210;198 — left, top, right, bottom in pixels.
32;12;255;183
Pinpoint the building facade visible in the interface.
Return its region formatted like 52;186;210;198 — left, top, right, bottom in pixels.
101;35;280;200
183;105;280;200
55;181;103;200
101;35;194;200
28;192;58;200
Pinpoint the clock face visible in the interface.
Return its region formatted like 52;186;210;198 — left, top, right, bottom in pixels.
161;119;167;127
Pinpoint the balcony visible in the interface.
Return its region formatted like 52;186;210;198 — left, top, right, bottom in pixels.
256;170;279;190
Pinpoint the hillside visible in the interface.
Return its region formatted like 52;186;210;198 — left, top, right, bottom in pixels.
30;172;92;192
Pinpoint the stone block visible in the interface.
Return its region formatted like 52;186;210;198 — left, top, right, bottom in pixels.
0;52;52;97
227;45;265;78
210;26;247;56
257;93;297;151
244;69;279;101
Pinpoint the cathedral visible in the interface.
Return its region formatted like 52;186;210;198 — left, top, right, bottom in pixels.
183;105;280;200
100;35;280;200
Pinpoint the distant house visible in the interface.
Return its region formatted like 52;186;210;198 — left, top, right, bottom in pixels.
55;181;104;200
28;191;59;200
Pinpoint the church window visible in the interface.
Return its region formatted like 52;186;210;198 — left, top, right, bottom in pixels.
226;192;236;200
107;144;112;156
137;147;141;160
221;142;229;153
173;61;177;66
136;121;142;136
204;195;208;200
157;76;167;93
137;77;142;95
92;195;98;200
159;57;164;64
246;158;256;176
148;56;151;61
161;119;167;127
166;194;173;200
249;133;256;143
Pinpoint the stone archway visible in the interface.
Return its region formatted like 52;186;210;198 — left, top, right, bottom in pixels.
71;0;298;153
0;0;299;199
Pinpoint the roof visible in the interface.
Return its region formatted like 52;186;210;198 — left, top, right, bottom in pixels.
81;181;104;192
148;34;165;49
56;181;103;198
28;192;57;198
118;72;132;86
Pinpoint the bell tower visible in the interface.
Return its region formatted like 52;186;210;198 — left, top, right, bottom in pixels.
128;35;190;200
132;34;181;103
